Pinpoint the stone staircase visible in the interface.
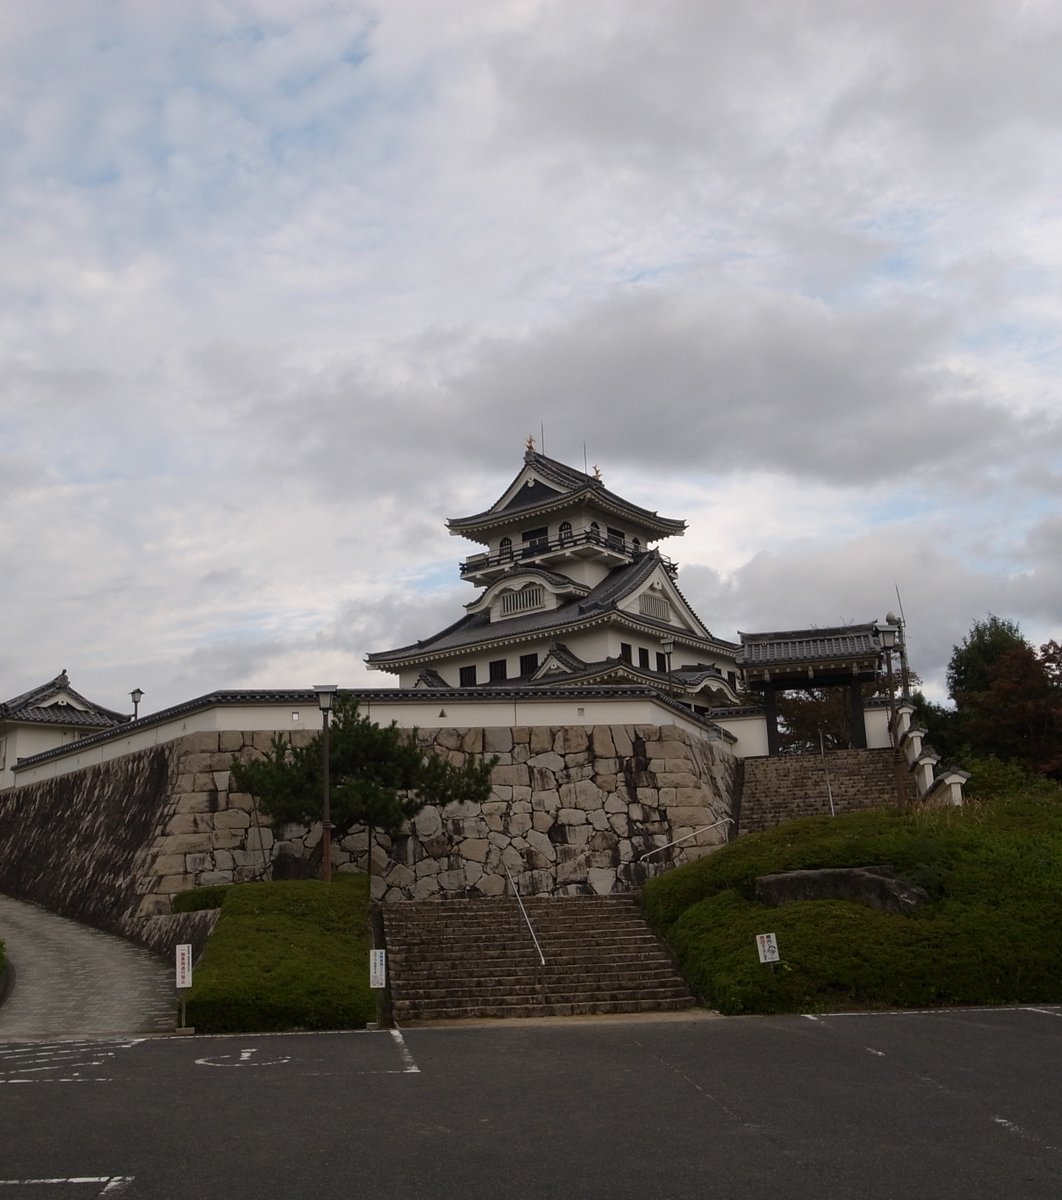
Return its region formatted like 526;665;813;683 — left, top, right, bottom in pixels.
382;895;697;1022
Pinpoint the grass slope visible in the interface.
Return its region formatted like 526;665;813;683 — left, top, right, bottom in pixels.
179;875;375;1034
642;791;1062;1015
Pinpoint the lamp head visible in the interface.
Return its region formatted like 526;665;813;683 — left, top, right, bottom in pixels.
313;684;339;713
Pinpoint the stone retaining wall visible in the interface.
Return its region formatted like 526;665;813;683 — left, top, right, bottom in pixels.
0;723;738;920
738;748;908;833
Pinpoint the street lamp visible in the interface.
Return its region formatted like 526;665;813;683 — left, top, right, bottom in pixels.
313;684;339;882
874;623;906;811
660;636;675;700
130;688;143;720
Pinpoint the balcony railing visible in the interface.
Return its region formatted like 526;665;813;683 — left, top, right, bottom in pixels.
460;528;676;577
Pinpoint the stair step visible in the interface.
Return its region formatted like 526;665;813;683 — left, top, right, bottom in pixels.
382;894;695;1022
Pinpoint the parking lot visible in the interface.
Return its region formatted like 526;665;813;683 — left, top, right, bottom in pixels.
2;1006;1061;1198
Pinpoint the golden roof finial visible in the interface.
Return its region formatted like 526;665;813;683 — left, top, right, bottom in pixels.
592;464;602;481
526;434;536;452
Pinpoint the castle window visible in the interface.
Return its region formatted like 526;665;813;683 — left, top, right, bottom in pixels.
619;642;632;664
638;647;650;669
521;526;548;555
606;526;626;551
632;537;642;555
489;659;507;682
499;536;513;561
656;652;668;673
459;665;477;687
558;520;573;544
520;652;539;676
639;593;671;622
500;584;544;616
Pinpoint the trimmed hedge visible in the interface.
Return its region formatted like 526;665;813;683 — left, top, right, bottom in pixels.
184;874;375;1033
642;790;1062;1014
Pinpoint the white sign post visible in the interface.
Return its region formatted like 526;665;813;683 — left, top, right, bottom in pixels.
370;949;387;990
176;943;193;1030
755;933;780;965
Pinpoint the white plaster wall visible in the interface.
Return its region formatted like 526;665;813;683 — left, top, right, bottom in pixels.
709;713;770;758
11;694;732;789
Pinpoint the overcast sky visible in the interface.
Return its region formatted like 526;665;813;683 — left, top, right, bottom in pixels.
3;0;1061;717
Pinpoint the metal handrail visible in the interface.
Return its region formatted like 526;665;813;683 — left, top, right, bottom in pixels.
638;816;734;861
504;865;545;966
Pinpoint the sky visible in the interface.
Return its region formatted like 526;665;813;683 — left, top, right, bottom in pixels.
2;0;1061;718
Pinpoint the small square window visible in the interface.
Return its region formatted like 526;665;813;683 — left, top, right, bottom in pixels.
460;665;477;687
519;653;539;677
489;659;508;682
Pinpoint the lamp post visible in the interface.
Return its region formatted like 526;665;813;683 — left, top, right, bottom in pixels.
130;688;143;721
661;636;675;700
313;685;339;882
874;623;906;812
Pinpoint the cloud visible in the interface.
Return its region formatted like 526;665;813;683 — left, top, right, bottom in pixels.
0;1;1060;722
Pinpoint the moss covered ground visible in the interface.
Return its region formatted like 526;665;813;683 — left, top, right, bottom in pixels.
642;782;1062;1015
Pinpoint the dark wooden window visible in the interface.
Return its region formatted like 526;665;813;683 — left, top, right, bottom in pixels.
521;526;549;554
489;659;507;682
638;647;650;669
519;652;539;676
619;642;632;664
459;665;477;687
499;536;513;560
606;526;626;550
656;652;668;673
558;520;573;544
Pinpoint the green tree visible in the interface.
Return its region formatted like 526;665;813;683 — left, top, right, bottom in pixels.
231;694;496;878
942;617;1062;779
946;614;1028;698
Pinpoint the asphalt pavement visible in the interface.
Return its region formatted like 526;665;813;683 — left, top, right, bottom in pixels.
2;1006;1061;1198
0;892;175;1041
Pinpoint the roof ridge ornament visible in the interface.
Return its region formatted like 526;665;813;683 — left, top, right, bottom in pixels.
592;464;602;481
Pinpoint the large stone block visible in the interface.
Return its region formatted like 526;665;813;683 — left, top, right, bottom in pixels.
219;731;243;753
484;727;514;753
461;838;490;864
588;867;616;895
529;727;554;754
179;732;221;755
493;764;530;788
214;809;251;830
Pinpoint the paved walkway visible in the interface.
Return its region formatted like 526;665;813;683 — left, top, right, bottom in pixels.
0;893;175;1041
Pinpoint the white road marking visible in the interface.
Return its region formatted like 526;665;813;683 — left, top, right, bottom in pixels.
195;1047;291;1067
390;1028;420;1073
0;1039;139;1085
1022;1007;1062;1018
0;1179;133;1194
993;1116;1059;1153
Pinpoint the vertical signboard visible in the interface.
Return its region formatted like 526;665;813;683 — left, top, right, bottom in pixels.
755;933;780;964
370;949;387;989
176;943;193;990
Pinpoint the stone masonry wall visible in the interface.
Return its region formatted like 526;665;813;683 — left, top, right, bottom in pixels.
0;744;219;959
0;724;738;923
738;748;908;834
142;723;737;907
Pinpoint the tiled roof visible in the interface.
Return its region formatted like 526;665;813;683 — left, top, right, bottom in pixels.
447;451;686;536
738;624;880;667
367;552;736;666
1;671;127;726
5;705;119;728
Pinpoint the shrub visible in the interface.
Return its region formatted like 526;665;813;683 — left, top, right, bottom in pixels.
643;793;1062;1014
185;874;375;1034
